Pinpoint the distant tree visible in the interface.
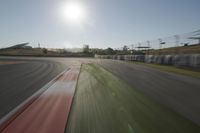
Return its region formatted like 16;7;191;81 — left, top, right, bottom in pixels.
83;44;89;53
42;48;48;54
105;47;116;55
123;45;128;52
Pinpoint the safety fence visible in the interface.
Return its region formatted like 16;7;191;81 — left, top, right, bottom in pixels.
115;29;200;50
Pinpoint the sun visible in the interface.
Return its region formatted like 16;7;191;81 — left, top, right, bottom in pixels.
60;2;86;23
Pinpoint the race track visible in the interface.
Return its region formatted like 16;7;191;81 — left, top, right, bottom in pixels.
0;57;66;119
1;56;200;132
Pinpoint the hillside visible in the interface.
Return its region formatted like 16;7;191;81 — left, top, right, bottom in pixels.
148;44;200;55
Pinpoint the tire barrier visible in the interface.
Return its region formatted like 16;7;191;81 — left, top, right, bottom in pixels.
95;54;200;68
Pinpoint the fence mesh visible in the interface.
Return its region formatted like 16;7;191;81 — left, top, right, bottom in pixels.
116;29;200;50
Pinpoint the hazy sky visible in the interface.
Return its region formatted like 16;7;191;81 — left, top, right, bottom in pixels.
0;0;200;48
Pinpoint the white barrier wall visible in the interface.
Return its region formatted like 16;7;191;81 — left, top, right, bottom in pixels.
95;54;200;68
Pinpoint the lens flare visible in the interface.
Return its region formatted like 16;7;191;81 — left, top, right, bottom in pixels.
60;2;86;23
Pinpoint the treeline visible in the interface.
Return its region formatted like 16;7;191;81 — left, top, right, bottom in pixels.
91;47;145;55
84;45;144;56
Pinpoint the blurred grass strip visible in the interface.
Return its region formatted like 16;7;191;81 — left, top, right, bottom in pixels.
66;63;200;133
133;61;200;78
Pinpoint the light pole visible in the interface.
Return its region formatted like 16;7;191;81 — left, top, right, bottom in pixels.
174;35;180;47
147;41;150;55
158;39;165;55
131;44;134;55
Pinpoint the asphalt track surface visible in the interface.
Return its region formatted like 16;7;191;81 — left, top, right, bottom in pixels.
96;59;200;126
1;64;81;133
0;57;67;119
1;56;200;132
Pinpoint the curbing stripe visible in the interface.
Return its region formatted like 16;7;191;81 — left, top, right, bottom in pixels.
1;65;81;133
0;68;69;132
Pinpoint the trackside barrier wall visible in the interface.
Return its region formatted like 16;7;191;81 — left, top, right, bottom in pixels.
95;54;200;68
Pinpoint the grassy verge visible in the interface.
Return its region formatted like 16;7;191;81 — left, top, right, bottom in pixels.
66;64;200;133
131;61;200;78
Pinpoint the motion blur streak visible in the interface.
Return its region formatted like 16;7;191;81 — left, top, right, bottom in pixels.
97;59;200;126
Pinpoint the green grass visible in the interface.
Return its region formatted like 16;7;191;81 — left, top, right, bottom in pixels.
66;64;200;133
132;61;200;78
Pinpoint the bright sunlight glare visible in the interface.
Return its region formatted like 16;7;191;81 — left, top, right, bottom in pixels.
60;2;86;24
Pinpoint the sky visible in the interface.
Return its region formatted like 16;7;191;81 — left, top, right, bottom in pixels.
0;0;200;49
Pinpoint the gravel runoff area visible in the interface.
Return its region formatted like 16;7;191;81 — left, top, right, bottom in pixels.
66;63;200;133
95;59;200;126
